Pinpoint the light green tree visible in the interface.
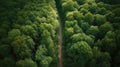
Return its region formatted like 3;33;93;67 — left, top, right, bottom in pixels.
11;35;35;59
16;58;37;67
35;45;52;67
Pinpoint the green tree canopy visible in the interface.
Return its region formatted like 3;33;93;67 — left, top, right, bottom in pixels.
99;22;113;36
94;14;106;26
35;45;52;67
67;41;93;67
0;57;15;67
88;47;111;67
16;58;37;67
8;29;21;41
11;35;35;59
86;25;99;36
84;12;94;24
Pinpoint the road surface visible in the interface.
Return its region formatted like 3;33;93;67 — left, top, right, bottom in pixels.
58;16;62;67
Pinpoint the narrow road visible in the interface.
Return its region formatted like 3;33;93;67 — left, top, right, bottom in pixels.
58;17;62;67
54;0;63;67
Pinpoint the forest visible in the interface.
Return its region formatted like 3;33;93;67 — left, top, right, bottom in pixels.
0;0;120;67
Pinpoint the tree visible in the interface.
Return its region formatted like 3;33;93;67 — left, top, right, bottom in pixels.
65;20;77;28
94;14;106;26
0;27;8;38
84;12;94;24
98;7;107;15
113;51;120;67
62;0;75;12
115;30;120;48
71;33;94;46
105;11;115;22
99;22;113;36
0;57;15;67
11;35;35;59
86;25;99;36
65;20;82;33
0;45;11;58
80;21;90;31
21;25;38;39
66;11;74;20
73;10;84;21
65;27;74;37
41;30;51;44
88;2;98;13
41;57;53;67
16;58;37;67
101;31;116;54
39;23;55;38
73;24;83;33
75;0;86;5
67;41;93;67
35;45;52;67
87;47;111;67
80;8;89;15
8;29;21;41
95;39;102;48
95;0;120;4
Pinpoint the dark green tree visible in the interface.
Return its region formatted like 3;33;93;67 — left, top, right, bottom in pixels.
99;22;113;36
67;41;93;67
0;57;15;67
86;25;99;36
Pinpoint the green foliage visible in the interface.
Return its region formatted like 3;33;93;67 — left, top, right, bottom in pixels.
112;8;120;17
11;35;35;59
105;11;115;22
98;7;107;15
0;45;11;58
65;20;77;28
67;41;93;67
80;21;90;31
99;22;113;36
76;0;86;5
62;0;77;12
65;27;74;36
115;30;120;47
21;25;38;39
88;2;98;13
71;33;94;46
16;58;37;67
101;31;116;54
0;57;15;67
66;10;84;21
86;25;99;36
88;47;111;67
35;45;52;67
94;14;106;26
84;12;94;24
73;10;84;21
80;8;89;15
95;0;120;4
113;51;120;67
8;29;21;41
0;0;119;67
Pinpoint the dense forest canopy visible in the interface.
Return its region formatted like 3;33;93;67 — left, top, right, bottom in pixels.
0;0;120;67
